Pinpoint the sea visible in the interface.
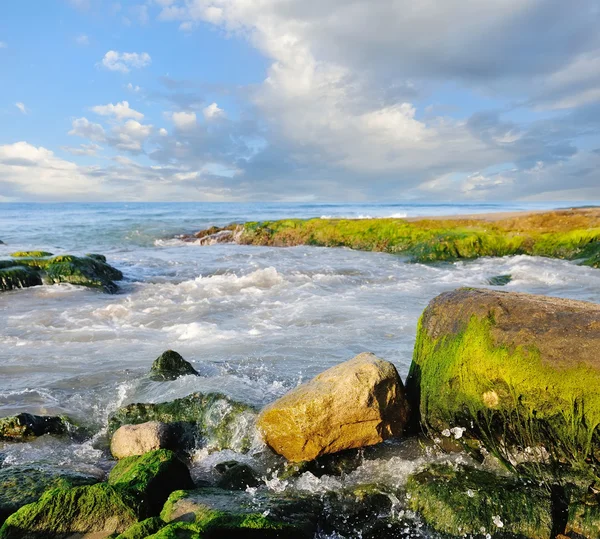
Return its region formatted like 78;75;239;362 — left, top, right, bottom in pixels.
1;201;599;536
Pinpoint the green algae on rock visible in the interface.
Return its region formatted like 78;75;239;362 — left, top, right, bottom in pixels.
108;392;258;453
0;483;144;539
0;267;42;292
0;466;98;525
160;488;319;539
108;449;194;514
149;350;199;381
406;463;553;539
10;251;53;258
186;208;600;266
487;274;512;286
115;516;165;539
0;413;72;441
405;288;600;471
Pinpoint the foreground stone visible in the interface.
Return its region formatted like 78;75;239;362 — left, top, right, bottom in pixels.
0;466;98;525
0;414;71;441
160;488;319;538
149;350;199;381
111;421;172;459
109;392;257;453
257;352;410;461
405;288;600;468
406;463;554;538
115;516;165;539
0;253;123;293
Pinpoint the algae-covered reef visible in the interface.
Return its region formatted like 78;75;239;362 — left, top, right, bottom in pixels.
0;252;123;293
187;208;600;265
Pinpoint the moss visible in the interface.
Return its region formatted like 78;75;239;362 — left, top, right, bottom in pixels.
0;414;71;441
193;209;600;266
44;254;123;293
567;493;600;538
146;521;198;539
407;310;600;471
115;516;166;539
0;267;42;291
0;467;98;525
406;463;553;538
10;251;53;258
149;350;199;381
487;274;512;286
108;392;257;453
0;483;144;539
108;450;194;514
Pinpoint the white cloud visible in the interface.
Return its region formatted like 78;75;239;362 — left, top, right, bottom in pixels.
159;128;168;136
69;117;106;142
126;83;141;93
75;34;89;46
92;101;144;121
203;102;225;120
171;111;197;130
67;0;90;10
111;120;153;151
15;103;27;115
100;50;151;73
61;143;103;157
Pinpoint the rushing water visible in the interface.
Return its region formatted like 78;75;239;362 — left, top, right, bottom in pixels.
1;201;599;536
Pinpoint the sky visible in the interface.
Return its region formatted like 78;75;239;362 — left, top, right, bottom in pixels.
1;0;600;202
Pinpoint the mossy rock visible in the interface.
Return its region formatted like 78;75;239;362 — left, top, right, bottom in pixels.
405;288;600;471
44;254;123;293
0;466;98;525
214;461;261;491
149;350;199;381
86;253;107;263
10;251;53;258
115;516;166;539
109;449;194;514
0;483;144;539
0;414;71;441
161;488;319;538
108;392;257;453
0;267;42;291
406;463;553;538
487;274;512;286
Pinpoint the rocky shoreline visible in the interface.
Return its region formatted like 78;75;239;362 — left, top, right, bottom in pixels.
1;287;600;538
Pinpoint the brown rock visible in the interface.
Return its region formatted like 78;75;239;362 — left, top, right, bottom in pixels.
257;353;410;462
110;421;171;459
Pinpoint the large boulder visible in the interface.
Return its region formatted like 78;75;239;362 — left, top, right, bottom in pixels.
110;421;172;459
0;414;71;441
149;350;199;381
0;466;98;525
257;353;410;462
0;267;42;292
406;288;600;468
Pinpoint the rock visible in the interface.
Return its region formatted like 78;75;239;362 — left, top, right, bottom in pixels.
566;491;600;538
110;421;172;459
44;254;123;293
0;267;42;291
160;488;319;538
214;461;261;490
257;352;410;462
406;463;553;539
115;517;165;539
0;483;144;539
0;413;71;441
108;392;257;453
108;449;194;515
10;251;53;258
149;350;199;381
405;288;600;468
487;274;512;286
86;253;107;263
193;229;234;245
0;466;98;525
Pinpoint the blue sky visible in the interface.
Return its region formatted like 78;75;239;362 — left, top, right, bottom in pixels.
1;0;599;202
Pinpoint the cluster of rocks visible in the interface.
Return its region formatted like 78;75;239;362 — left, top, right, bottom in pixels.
0;251;123;293
2;288;600;538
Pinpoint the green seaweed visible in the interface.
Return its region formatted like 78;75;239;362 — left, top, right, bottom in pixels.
10;251;53;258
44;254;123;293
149;350;199;381
0;267;42;291
0;413;71;441
115;516;166;539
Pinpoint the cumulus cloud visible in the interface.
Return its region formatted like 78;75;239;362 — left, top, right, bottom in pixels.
110;120;153;152
171;111;197;130
126;83;141;93
69;117;106;142
61;143;103;157
100;50;151;73
15;102;27;114
91;101;144;120
203;102;225;120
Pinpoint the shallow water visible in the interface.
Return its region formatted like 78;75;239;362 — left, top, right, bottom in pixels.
1;202;598;536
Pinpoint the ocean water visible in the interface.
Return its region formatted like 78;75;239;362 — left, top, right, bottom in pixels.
1;201;599;535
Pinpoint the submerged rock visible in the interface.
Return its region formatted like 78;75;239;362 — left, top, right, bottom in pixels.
0;413;71;441
160;487;319;538
257;352;410;462
214;460;261;490
0;267;42;291
111;421;173;459
406;463;553;539
0;483;144;539
109;449;194;515
149;350;199;381
406;288;600;469
487;274;512;286
109;392;257;453
0;466;98;525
